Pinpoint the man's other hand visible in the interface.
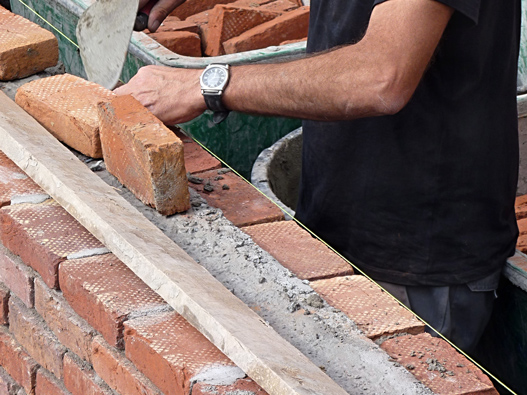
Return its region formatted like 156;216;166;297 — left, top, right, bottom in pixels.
138;0;186;32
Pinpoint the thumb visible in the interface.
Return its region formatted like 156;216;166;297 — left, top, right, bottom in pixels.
148;0;185;32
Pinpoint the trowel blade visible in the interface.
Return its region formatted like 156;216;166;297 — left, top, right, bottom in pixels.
76;0;140;90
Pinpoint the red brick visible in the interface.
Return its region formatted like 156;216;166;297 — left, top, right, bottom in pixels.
311;276;425;340
0;282;8;325
517;234;527;254
192;378;268;395
185;9;211;26
189;169;284;227
0;199;105;289
204;5;279;56
280;37;306;45
0;326;38;394
0;366;24;395
9;296;66;379
0;245;35;308
147;31;202;56
34;278;95;364
91;336;162;395
380;333;499;395
171;0;237;20
242;221;353;280
0;7;58;80
59;253;167;349
515;194;527;220
36;369;70;395
15;74;115;158
63;353;113;395
518;217;527;235
157;17;199;33
259;0;301;13
0;151;45;208
98;95;190;215
231;0;274;7
171;128;221;174
124;310;235;395
223;6;309;54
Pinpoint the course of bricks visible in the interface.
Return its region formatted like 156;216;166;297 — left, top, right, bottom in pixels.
0;8;500;395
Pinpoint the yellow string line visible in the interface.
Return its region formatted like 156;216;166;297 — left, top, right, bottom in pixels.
192;135;518;395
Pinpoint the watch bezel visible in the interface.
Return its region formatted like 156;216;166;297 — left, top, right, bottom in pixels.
200;64;230;93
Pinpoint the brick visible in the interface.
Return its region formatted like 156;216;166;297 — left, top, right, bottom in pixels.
518;217;527;235
15;74;115;158
0;282;8;325
124;310;235;395
9;296;66;379
34;278;95;364
280;37;306;45
59;253;167;349
157;17;199;33
0;366;24;395
517;234;527;254
380;333;499;395
204;5;279;56
0;7;58;80
223;6;309;54
311;276;425;340
171;0;237;20
231;0;275;7
259;0;301;13
0;151;45;208
147;31;202;56
189;169;284;227
171;128;221;174
36;369;71;395
0;326;38;394
242;221;353;280
63;353;113;395
98;95;190;215
0;199;105;289
515;194;527;220
0;245;35;308
192;378;268;395
91;336;162;395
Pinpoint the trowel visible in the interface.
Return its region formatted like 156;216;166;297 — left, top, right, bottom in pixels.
76;0;140;89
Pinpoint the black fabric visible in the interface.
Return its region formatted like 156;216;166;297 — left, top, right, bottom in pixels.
296;0;521;286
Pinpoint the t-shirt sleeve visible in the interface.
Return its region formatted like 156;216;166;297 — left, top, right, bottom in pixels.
373;0;480;24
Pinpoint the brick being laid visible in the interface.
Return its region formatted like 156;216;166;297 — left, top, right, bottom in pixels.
15;74;115;158
0;6;58;81
98;94;191;215
311;275;425;340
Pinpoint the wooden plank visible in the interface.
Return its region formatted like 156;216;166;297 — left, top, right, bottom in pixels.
0;91;348;395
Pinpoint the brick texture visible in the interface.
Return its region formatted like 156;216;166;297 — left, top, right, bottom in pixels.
63;353;113;395
170;0;237;20
124;310;235;395
9;296;66;379
192;378;268;395
0;199;105;289
0;151;45;208
172;129;221;174
147;31;202;56
36;369;71;395
98;95;190;215
223;6;309;54
0;7;58;80
91;336;162;395
0;326;38;395
0;366;23;395
34;277;96;364
189;169;284;227
242;221;353;280
15;74;115;158
311;276;425;340
515;194;527;220
259;0;302;12
381;333;499;395
0;282;8;325
156;17;200;33
0;245;35;307
59;253;167;349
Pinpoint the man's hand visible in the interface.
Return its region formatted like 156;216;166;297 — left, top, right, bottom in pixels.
114;65;206;124
138;0;185;32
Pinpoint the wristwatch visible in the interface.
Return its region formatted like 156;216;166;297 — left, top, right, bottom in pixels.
200;64;230;124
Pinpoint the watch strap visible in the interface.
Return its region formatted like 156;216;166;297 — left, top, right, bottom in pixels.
204;93;230;124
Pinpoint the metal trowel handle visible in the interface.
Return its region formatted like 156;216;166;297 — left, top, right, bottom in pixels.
134;0;156;31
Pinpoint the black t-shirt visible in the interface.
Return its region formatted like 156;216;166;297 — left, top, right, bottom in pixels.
296;0;521;286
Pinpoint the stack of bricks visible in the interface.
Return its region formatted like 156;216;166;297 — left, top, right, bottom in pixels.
144;0;309;57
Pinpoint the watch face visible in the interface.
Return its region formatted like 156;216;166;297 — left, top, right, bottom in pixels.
202;67;227;89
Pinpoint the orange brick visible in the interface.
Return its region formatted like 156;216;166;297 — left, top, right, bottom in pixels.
0;282;8;325
0;326;39;394
515;194;527;220
98;95;190;215
124;310;235;395
147;31;202;56
15;74;115;158
0;245;35;308
231;0;274;7
0;199;105;289
311;276;425;340
34;278;95;364
223;6;309;54
36;369;70;395
242;221;353;280
0;7;58;80
189;169;284;227
0;365;24;395
381;333;499;395
157;17;199;33
171;0;237;20
9;296;66;379
259;0;301;13
192;378;268;395
518;217;527;235
517;234;527;254
0;151;45;208
92;336;162;395
204;5;279;56
172;128;221;174
63;353;113;395
59;253;167;349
